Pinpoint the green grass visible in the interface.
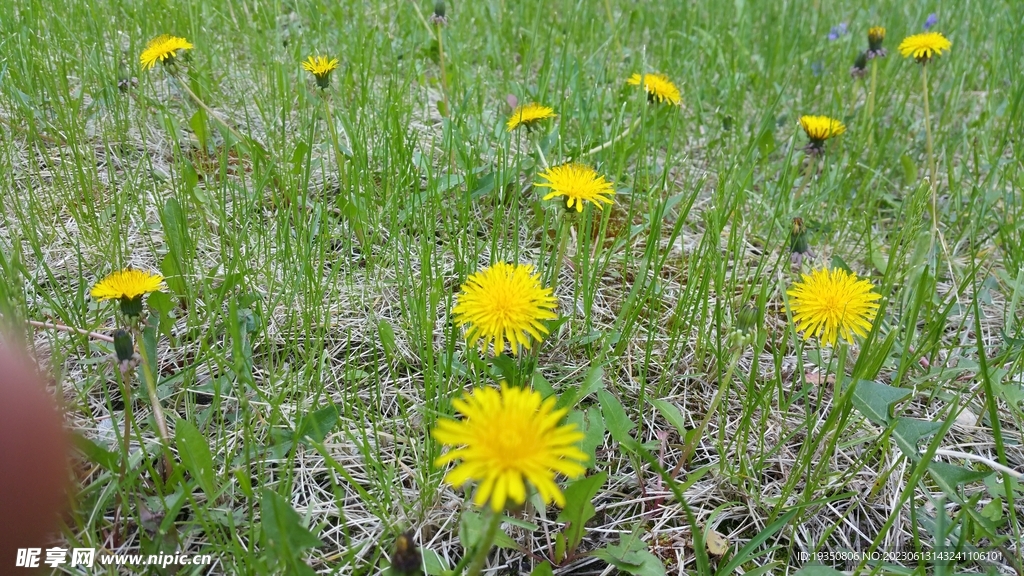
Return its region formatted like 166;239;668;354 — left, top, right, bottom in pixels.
1;0;1022;574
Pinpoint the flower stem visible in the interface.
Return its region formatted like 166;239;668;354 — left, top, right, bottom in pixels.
791;154;816;207
674;346;742;476
465;509;502;576
577;115;642;159
321;92;366;248
533;139;550;171
435;25;451;116
173;76;248;148
921;64;938;244
867;59;878;148
135;323;174;479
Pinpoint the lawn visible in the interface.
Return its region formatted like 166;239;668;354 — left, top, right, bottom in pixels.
1;0;1022;574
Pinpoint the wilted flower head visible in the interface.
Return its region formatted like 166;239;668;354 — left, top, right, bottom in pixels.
850;52;868;79
789;217;815;266
430;0;447;26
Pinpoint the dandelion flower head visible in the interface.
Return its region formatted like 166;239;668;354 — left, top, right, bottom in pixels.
140;35;193;71
787;267;880;346
626;73;681;105
536;163;615;212
452;262;558;356
432;383;587;511
898;32;951;63
91;269;165;301
506;103;557;132
302;55;339;88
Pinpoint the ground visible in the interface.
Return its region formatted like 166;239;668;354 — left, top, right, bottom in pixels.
0;0;1022;575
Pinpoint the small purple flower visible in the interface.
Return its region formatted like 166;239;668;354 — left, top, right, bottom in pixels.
827;22;849;41
924;13;938;29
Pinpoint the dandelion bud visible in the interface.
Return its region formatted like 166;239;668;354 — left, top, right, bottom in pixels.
389;531;422;575
430;0;448;26
113;330;135;364
789;217;815;266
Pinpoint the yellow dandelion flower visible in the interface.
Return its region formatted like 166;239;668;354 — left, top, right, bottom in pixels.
626;73;681;105
452;262;558;356
506;103;557;132
91;269;166;317
432;383;588;511
898;32;951;63
799;115;846;153
140;35;193;71
302;56;339;89
787;268;881;346
536;163;615;212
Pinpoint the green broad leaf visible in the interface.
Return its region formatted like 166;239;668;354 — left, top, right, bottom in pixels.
557;471;607;551
794;567;846;576
891;417;943;458
146;291;176;340
756;128;776;158
175;418;217;497
71;432;118;471
260;489;323;575
650;398;689;438
160;253;186;300
533;372;556;399
829;255;852;274
555;532;567;562
377;320;398;361
578;365;606;402
851;380;910;426
189;109;211;153
289;140;310;174
590;534;666;576
598;389;636;444
566;406;605;467
980;497;1003;522
927;461;993;494
295;404;339;445
530;561;555;576
421;548;448;575
161;197;192;261
459;510;518;550
900;153;918;186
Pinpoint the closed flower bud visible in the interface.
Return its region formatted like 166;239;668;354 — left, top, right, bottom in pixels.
113;330;135;364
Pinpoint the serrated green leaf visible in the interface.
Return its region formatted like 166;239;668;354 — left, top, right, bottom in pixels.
421;548;448;575
175;419;217;497
928;461;993;494
650;398;689;438
851;380;910;425
565;406;604;468
295;404;339;445
598;389;635;443
260;489;323;575
891;417;943;458
557;471;607;551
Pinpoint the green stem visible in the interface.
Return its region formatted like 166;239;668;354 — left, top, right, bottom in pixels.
135;322;174;479
674;346;742;475
174;76;247;148
867;59;878;148
921;64;937;245
436;25;451;116
578;115;642;159
465;509;503;576
792;154;816;207
321;93;365;248
533;139;550;171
